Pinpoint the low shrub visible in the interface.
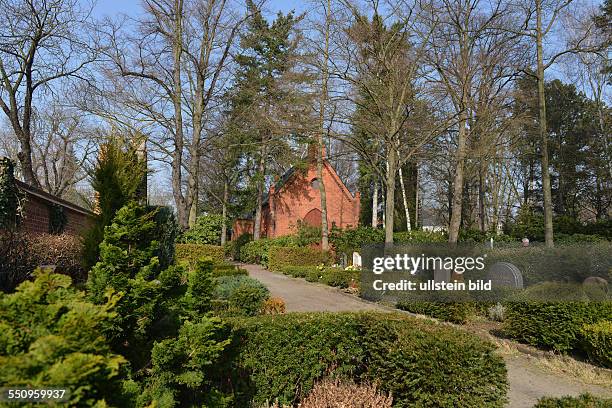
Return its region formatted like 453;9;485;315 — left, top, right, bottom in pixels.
214;275;269;301
29;233;86;281
580;321;612;368
281;265;313;278
227;313;507;407
488;303;507;322
268;246;329;272
503;283;612;352
0;270;127;406
229;286;270;317
261;297;286;315
394;229;448;243
533;394;612;407
212;262;248;277
175;243;225;266
319;267;359;289
0;232;85;291
305;268;322;282
239;236;297;266
299;379;393;408
396;290;475;324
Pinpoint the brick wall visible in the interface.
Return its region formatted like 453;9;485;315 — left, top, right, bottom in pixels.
15;180;94;236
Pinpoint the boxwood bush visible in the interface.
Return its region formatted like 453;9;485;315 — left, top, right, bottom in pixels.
503;283;612;353
212;262;248;277
175;243;225;266
396;290;475;324
227;313;507;407
580;321;612;368
268;246;329;272
533;394;612;407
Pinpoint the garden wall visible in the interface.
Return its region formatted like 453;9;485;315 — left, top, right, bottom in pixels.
14;180;94;236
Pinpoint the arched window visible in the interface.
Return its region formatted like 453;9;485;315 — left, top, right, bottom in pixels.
311;178;320;190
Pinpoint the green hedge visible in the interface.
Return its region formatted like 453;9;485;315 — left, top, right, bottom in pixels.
280;265;359;289
533;394;612;407
503;283;612;353
268;246;329;272
227;313;507;407
396;290;475;324
581;321;612;368
239;236;297;266
212;262;248;277
175;243;225;266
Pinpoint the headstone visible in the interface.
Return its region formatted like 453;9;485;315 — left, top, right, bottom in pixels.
352;252;362;268
583;276;608;290
486;262;523;289
433;266;452;283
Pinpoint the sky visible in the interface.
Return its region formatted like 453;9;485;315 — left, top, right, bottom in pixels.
92;0;307;19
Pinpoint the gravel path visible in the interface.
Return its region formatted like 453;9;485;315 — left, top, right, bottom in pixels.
242;263;612;408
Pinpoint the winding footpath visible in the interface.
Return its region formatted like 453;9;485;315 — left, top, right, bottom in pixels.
242;263;612;408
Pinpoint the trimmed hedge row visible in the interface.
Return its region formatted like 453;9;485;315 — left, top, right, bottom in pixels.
175;243;225;266
212;262;248;278
534;394;612;407
396;290;475;324
503;283;612;353
268;246;329;272
580;321;612;368
281;265;359;289
227;313;507;407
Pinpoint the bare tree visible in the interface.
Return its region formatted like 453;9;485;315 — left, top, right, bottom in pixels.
417;0;519;244
335;1;444;244
31;105;96;197
0;0;95;187
96;0;244;228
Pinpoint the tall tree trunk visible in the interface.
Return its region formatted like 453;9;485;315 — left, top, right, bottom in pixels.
221;180;228;245
448;112;468;244
384;147;397;244
536;0;554;247
398;157;411;231
372;178;378;228
414;163;419;228
253;145;265;240
478;160;486;232
16;132;39;187
317;0;331;251
172;0;187;228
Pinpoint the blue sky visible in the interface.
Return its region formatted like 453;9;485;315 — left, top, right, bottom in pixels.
92;0;307;19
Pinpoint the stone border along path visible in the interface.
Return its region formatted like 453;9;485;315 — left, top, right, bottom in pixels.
241;263;612;408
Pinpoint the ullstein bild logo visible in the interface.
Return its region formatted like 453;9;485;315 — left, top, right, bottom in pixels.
367;252;493;293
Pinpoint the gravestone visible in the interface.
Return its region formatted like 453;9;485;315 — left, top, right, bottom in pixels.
486;262;523;289
352;252;362;268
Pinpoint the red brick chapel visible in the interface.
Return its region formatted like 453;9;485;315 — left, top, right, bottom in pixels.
232;147;360;239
